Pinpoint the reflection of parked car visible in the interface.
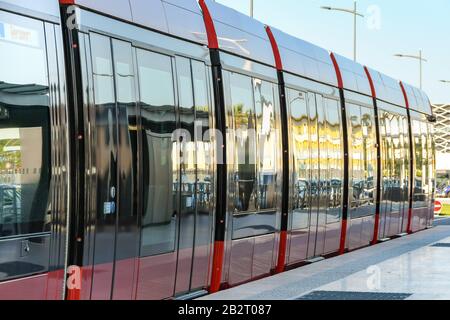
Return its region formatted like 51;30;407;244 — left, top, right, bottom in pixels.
437;185;450;198
0;184;22;230
294;179;309;209
352;180;364;201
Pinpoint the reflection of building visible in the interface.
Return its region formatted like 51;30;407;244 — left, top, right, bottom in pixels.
433;104;450;154
432;104;450;193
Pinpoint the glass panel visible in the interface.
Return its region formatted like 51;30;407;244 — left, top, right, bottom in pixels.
0;12;50;237
428;123;436;199
325;99;343;224
412;119;426;208
191;61;213;289
379;111;391;217
288;89;310;230
421;121;429;196
309;93;319;222
379;108;410;216
390;114;402;213
253;78;278;210
137;49;177;256
192;61;213;218
425;123;433;196
89;33;119;271
360;106;377;216
400;115;410;213
317;94;328;225
230;73;257;213
112;39;138;226
176;56;195;222
348;104;363;209
348;104;376;218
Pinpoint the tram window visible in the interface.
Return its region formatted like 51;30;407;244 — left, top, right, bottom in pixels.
428;123;436;197
348;104;376;218
361;106;377;213
113;40;135;104
91;34;115;104
229;73;257;213
379;111;394;215
112;39;138;222
0;11;51;238
419;121;427;202
253;78;278;210
137;49;177;257
175;57;195;210
391;115;403;213
401;116;410;205
412;119;425;208
348;104;363;206
325;98;343;224
192;60;213;204
288;89;310;230
425;122;435;197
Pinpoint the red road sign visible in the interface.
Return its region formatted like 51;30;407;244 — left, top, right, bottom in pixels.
435;200;443;214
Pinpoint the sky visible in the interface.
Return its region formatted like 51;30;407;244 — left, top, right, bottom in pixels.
215;0;450;104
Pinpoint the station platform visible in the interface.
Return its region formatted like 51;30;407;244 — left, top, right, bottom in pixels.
200;217;450;300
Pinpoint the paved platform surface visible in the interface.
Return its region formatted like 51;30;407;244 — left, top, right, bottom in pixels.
200;217;450;300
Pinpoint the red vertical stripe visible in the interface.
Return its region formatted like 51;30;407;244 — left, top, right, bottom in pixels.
339;219;348;255
364;66;381;245
364;66;376;98
209;241;224;293
371;215;381;245
265;26;283;71
198;0;219;49
330;52;343;89
399;81;413;234
266;25;286;273
330;52;347;254
275;231;287;273
407;208;413;234
399;81;410;109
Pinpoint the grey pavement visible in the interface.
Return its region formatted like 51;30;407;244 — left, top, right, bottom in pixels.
200;216;450;300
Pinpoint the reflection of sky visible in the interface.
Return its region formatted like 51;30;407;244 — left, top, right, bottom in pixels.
0;41;47;86
0;128;19;140
217;0;450;103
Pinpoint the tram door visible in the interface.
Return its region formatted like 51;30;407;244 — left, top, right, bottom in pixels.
81;34;140;300
306;93;328;258
135;51;214;299
82;30;214;299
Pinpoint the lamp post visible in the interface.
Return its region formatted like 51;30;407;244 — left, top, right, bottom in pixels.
321;1;364;61
250;0;253;17
394;50;427;90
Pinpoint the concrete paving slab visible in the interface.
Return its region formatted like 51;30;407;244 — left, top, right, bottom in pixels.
199;219;450;300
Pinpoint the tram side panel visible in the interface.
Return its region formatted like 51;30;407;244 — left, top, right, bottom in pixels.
63;7;218;299
282;75;344;266
0;4;69;300
220;62;282;287
344;93;378;251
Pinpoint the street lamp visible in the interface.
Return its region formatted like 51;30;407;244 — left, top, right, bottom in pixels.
394;50;427;90
321;1;364;61
250;0;253;17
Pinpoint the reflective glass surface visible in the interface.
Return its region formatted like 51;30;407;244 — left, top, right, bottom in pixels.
137;49;177;256
0;11;50;238
347;104;377;218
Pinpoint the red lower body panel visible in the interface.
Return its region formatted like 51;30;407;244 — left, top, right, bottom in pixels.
0;270;65;300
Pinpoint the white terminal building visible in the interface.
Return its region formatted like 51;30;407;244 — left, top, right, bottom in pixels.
433;104;450;186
